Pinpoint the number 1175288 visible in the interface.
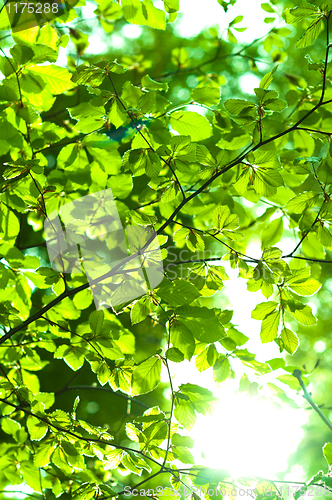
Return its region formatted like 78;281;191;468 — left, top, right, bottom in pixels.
6;2;60;13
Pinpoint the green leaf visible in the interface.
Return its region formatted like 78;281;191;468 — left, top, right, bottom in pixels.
169;111;212;141
288;277;321;296
132;357;162;395
73;289;94;310
195;344;218;372
286;192;320;213
261;3;275;13
285;301;316;325
166;347;185;362
26;415;48;441
174;400;196;430
251;301;278;320
26;65;75;94
158;280;201;306
171;322;195;361
229;15;243;25
213;356;231;383
224;99;256;115
296;17;324;48
163;0;179;13
261;218;283;249
34;440;56;467
89;310;104;335
108;99;128;128
260;310;280;343
323;443;332;466
1;417;21;437
176;306;225;343
122;0;166;30
71;64;106;86
191;86;221;106
259;66;278;89
131;297;151;325
141;74;168;91
280;328;299;354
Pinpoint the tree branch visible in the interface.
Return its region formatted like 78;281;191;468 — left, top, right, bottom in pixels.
293;369;332;433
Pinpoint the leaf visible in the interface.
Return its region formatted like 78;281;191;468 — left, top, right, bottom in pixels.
71;64;106;86
157;280;201;306
191;86;221;106
213;356;231;383
288;277;321;296
131;297;150;325
260;310;280;343
141;74;168;91
261;3;275;13
259;66;278;89
171;322;195;361
122;0;166;30
286;192;320;213
281;328;299;354
108;99;128;128
34;440;56;467
97;361;112;385
73;289;94;310
132;357;162;395
213;205;230;229
104;449;124;469
296;17;324;48
261;218;283;249
251;301;278;320
323;443;332;466
285;301;316;325
195;345;218;372
166;347;185;363
26;416;48;441
169;111;212;141
26;65;75;94
224;99;256;115
174;400;196;431
163;0;179;13
89;311;105;335
176;306;225;343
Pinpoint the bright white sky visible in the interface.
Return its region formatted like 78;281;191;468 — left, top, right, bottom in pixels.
171;0;277;41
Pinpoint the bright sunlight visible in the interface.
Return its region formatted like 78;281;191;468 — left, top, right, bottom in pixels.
165;258;308;480
191;385;307;478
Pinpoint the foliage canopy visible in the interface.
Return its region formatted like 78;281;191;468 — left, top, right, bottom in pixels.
2;0;332;499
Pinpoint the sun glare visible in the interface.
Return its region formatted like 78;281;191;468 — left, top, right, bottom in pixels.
191;385;307;478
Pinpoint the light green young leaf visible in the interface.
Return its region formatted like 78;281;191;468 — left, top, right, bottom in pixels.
261;218;283;249
132;357;162;395
169;111;212;141
260;310;280;343
251;301;278;320
191;86;221;106
280;328;299;354
296;17;324;48
323;443;332;466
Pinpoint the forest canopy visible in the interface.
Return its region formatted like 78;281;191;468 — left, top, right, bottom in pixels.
1;0;332;499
